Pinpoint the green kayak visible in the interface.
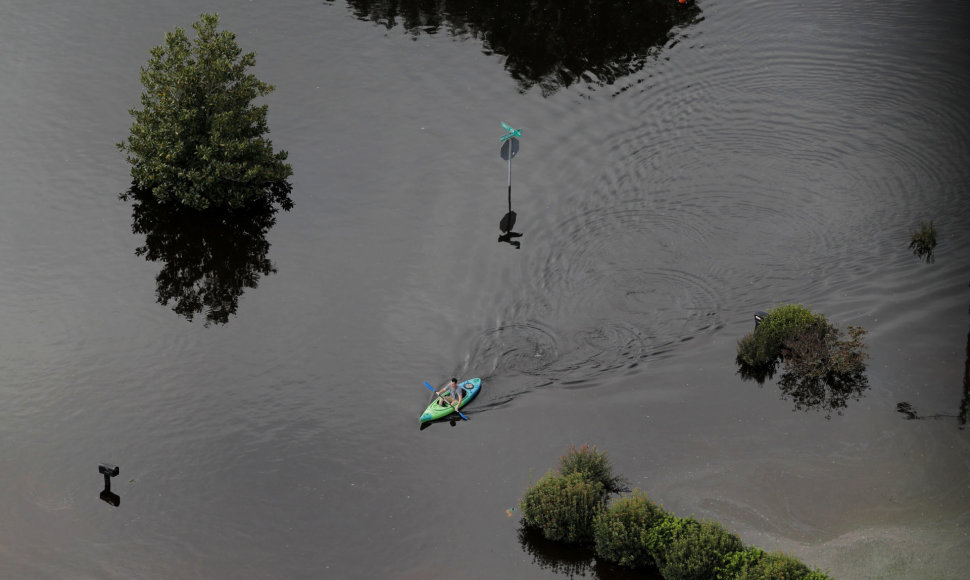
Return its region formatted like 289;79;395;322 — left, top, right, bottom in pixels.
420;378;481;422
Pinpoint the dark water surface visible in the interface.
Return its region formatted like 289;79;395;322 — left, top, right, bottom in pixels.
1;0;968;578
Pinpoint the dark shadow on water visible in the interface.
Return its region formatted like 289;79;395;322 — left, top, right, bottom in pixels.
342;0;702;95
498;136;523;248
418;416;461;430
498;206;523;250
897;292;970;430
121;184;291;326
517;525;662;579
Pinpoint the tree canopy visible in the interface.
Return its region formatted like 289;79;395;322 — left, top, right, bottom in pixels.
118;13;292;210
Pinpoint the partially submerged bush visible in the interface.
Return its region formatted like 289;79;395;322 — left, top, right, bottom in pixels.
719;548;834;580
518;447;832;578
658;519;744;580
909;220;937;263
737;305;870;415
592;489;669;569
520;472;605;544
737;304;826;369
558;444;626;494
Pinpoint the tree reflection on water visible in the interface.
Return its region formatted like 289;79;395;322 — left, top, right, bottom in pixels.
341;0;702;94
517;525;657;580
122;183;291;326
738;358;871;419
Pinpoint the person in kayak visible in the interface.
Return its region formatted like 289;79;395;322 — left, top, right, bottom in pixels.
436;378;464;409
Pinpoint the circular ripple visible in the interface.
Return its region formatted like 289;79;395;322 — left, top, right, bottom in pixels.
468;321;561;377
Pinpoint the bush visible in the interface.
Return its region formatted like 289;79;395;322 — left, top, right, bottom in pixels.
909;220;937;262
658;519;744;580
558;444;626;494
719;548;834;580
717;547;766;579
641;514;696;565
118;13;293;210
737;305;870;415
592;489;669;569
520;472;605;544
737;304;826;368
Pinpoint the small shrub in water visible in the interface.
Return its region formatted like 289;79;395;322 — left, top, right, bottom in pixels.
719;548;834;580
909;220;937;262
737;304;826;368
658;519;744;580
592;489;669;569
520;472;605;544
558;444;626;494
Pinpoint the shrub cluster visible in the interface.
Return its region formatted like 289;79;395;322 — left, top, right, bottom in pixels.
519;446;834;580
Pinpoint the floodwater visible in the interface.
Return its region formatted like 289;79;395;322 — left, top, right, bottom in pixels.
1;0;968;578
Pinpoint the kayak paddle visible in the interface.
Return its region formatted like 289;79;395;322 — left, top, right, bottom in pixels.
424;381;469;421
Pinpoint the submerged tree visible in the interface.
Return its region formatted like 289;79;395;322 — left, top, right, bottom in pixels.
118;13;292;210
737;305;870;417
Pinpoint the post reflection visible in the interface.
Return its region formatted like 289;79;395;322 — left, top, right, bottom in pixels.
121;183;291;326
498;200;523;249
897;295;970;430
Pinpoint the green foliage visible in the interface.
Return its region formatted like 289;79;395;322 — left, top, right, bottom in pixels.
737;304;826;368
557;444;626;494
909;220;937;262
717;547;766;579
592;489;669;569
719;548;834;580
658;518;744;580
642;514;696;565
118;13;293;210
519;472;605;544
